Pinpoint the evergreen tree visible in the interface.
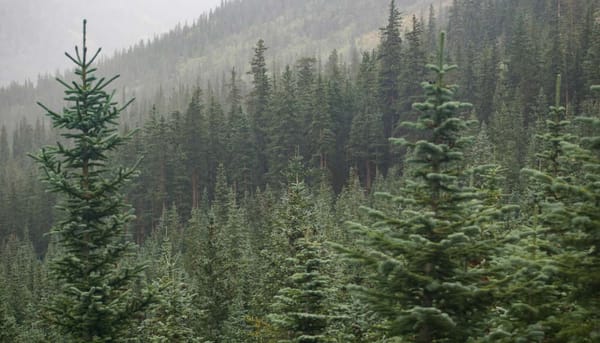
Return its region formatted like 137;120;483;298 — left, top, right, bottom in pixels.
30;21;150;341
139;235;199;343
268;238;335;343
426;4;437;54
325;49;353;192
226;68;255;194
378;0;402;139
337;33;496;342
401;14;426;113
207;92;227;198
515;79;600;341
484;87;566;340
349;51;385;189
309;74;335;172
182;88;208;209
0;125;9;163
347;110;385;190
476;44;499;123
295;57;318;162
268;65;301;185
248;39;271;187
0;244;19;343
140;111;174;233
0;295;18;343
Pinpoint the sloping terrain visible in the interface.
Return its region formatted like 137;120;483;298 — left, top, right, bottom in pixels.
0;0;436;128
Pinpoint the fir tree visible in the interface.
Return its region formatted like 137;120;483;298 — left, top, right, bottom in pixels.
30;21;150;341
268;238;335;343
182;88;208;209
378;0;403;139
248;39;271;186
309;74;335;172
337;33;495;342
139;235;200;343
226;68;255;194
516;79;600;340
0;125;9;163
268;65;301;185
0;270;19;343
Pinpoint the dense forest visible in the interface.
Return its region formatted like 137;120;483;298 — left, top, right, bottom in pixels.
1;0;600;342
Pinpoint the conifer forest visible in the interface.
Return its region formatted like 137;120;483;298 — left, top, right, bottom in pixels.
2;0;600;341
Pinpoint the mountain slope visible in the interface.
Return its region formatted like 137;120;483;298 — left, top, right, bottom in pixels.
0;0;436;129
0;0;222;86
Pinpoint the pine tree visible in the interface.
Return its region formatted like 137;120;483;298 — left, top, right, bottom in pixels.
207;92;227;199
268;65;301;185
337;33;496;342
182;88;208;209
295;57;318;162
426;4;437;54
0;300;18;343
248;39;271;186
268;238;335;343
0;259;19;343
349;51;385;189
378;0;403;139
476;44;499;123
484;82;566;340
0;125;9;163
141;111;173;231
309;74;335;172
30;21;150;341
401;15;426;114
139;235;200;343
515;79;600;340
226;68;255;194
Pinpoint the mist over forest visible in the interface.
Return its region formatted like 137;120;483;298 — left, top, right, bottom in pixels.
0;0;222;86
1;0;599;342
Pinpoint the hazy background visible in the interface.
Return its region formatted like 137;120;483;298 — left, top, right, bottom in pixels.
0;0;222;87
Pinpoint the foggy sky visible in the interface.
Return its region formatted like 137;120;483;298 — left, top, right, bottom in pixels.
0;0;222;87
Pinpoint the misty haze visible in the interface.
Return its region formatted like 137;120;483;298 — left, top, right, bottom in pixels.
0;1;599;342
0;0;222;86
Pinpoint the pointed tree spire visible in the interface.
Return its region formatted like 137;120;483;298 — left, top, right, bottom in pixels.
31;20;150;341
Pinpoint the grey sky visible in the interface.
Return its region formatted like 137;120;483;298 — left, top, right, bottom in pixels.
0;0;222;86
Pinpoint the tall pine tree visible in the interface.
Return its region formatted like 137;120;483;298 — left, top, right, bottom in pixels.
338;32;496;342
31;20;150;341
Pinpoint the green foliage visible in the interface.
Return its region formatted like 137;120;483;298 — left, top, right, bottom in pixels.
139;234;200;342
268;239;335;343
30;21;150;341
0;279;19;343
378;0;403;139
2;2;600;342
338;32;496;342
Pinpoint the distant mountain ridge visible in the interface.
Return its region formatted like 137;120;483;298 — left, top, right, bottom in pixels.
0;0;437;129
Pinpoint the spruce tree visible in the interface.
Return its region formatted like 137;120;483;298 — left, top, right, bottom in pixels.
268;65;301;185
337;32;495;342
309;75;335;172
30;20;150;341
378;0;403;139
0;270;19;343
515;79;600;341
0;125;9;163
268;238;335;343
139;235;199;343
248;39;271;186
226;67;255;194
182;88;208;209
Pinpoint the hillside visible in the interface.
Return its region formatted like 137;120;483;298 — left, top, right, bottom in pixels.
0;0;221;86
0;0;436;129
